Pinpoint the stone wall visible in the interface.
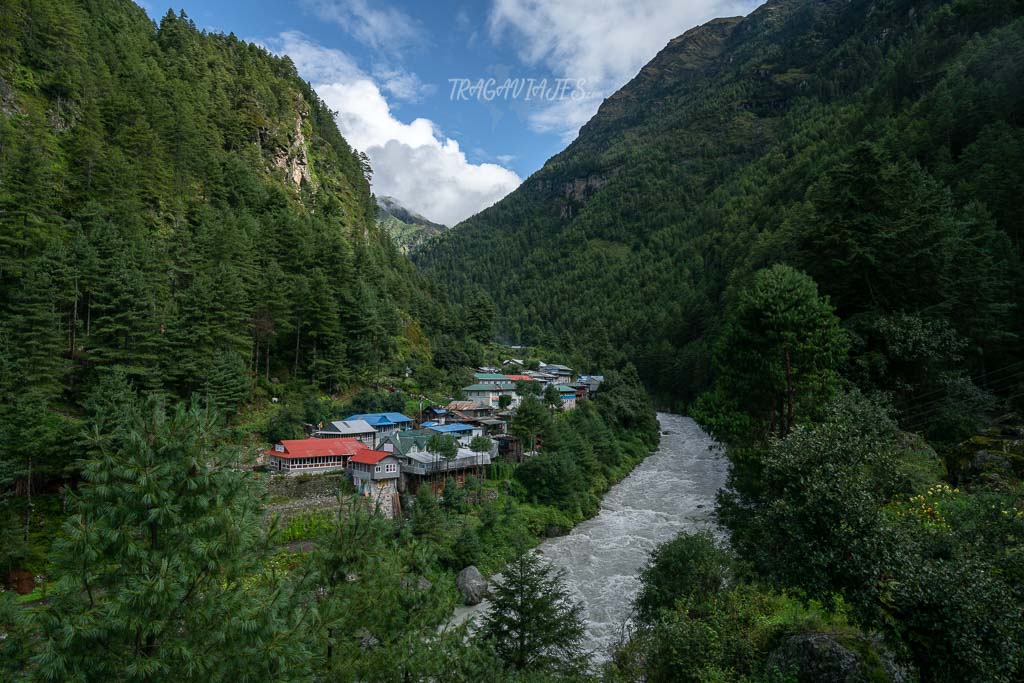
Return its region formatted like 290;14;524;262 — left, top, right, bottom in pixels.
265;472;345;499
262;472;347;523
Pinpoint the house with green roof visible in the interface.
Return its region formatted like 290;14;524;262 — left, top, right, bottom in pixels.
462;381;519;409
473;372;509;385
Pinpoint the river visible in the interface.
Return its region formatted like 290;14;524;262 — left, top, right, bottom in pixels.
453;412;728;663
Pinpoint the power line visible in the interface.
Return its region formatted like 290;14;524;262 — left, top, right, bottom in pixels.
897;367;1024;424
903;389;1024;431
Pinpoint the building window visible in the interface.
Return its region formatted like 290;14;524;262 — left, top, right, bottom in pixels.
385;463;397;473
375;465;381;473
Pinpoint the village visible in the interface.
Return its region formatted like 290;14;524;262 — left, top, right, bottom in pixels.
262;361;605;517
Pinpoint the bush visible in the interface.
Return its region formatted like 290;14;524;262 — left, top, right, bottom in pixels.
635;532;731;624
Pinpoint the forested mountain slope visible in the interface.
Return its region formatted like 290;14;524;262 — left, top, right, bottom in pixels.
0;0;449;479
417;0;1024;426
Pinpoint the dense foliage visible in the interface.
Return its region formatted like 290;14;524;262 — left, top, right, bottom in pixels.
514;368;660;522
612;533;903;683
418;0;1024;430
0;0;484;576
0;369;659;681
671;244;1024;679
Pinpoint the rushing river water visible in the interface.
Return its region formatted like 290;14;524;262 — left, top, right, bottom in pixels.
454;412;728;663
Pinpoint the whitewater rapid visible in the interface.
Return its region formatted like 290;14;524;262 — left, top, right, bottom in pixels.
454;413;728;662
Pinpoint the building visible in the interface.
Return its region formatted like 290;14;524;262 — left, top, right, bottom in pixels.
314;419;377;446
502;358;524;369
556;384;578;410
378;430;492;494
504;374;536;384
462;382;519;408
445;400;495;418
265;437;378;474
576;375;605;395
348;449;402;517
540;363;574;382
422;406;449;424
473;372;510;385
423;422;482;439
462;415;507;436
524;370;557;386
344;412;415;439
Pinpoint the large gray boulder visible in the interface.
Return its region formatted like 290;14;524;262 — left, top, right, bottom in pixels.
456;566;487;605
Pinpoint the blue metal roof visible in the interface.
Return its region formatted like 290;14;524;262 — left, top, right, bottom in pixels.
344;412;414;425
427;423;474;433
421;421;439;427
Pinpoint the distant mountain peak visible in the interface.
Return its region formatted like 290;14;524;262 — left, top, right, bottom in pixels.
377;196;447;230
376;196;447;253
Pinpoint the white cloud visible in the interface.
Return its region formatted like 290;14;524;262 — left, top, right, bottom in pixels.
489;0;762;140
271;30;365;84
267;32;521;226
372;65;434;102
302;0;424;54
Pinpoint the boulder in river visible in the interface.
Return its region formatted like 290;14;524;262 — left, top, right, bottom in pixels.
456;566;487;605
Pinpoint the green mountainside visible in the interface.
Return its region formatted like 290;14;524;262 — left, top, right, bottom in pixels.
0;0;452;478
417;0;1024;427
377;195;447;253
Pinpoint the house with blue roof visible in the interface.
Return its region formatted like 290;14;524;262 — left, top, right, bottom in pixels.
423;422;482;439
344;412;415;438
556;385;578;410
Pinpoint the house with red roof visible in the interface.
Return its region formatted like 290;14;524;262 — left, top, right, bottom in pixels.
349;449;402;517
265;437;378;474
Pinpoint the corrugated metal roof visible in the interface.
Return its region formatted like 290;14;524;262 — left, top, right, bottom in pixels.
344;412;414;425
349;450;395;465
473;372;508;380
427;423;474;433
322;419;375;434
266;438;372;459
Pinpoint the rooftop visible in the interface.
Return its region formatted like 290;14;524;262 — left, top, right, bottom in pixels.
344;412;414;426
266;438;374;460
320;419;375;434
446;400;490;411
349;450;395;465
426;423;475;433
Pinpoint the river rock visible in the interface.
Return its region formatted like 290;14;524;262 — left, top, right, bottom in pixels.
456;566;487;605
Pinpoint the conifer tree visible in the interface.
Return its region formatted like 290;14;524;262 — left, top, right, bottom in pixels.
478;551;587;677
31;396;312;681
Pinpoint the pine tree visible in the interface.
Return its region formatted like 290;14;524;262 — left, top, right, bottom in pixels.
699;265;848;443
31;396;313;681
478;551;587;677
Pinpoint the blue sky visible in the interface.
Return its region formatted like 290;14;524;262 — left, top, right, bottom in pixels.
140;0;761;225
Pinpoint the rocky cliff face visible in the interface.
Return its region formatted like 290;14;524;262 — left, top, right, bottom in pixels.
271;113;313;187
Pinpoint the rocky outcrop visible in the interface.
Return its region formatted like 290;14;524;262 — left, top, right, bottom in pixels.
767;632;911;682
0;76;18;117
456;566;487;605
271;112;312;187
950;422;1024;488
